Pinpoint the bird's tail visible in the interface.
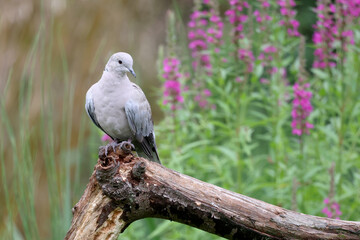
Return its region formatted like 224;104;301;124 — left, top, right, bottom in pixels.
152;147;161;164
134;141;161;164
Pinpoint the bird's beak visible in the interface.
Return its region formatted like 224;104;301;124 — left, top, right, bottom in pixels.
128;68;136;78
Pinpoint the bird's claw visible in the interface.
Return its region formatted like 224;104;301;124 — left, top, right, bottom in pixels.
120;141;135;154
110;141;118;153
104;141;119;156
102;141;134;156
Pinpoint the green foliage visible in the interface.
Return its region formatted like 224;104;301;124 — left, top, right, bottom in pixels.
124;1;360;239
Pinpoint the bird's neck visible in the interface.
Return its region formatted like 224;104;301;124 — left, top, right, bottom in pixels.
101;71;131;85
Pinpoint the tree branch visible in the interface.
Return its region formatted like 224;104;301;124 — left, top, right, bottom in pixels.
65;143;360;240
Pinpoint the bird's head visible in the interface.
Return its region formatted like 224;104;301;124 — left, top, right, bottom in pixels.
105;52;136;78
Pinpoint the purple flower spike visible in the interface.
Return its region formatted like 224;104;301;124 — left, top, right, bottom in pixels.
312;0;357;69
291;82;313;136
226;0;249;41
162;57;184;110
277;0;300;37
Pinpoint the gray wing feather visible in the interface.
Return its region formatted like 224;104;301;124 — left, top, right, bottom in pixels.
125;99;160;163
85;91;112;139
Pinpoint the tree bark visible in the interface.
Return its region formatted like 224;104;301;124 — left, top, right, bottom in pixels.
65;143;360;240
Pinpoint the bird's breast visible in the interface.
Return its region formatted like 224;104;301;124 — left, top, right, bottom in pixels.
93;84;134;141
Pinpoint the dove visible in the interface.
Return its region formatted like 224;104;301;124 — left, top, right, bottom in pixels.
85;52;161;164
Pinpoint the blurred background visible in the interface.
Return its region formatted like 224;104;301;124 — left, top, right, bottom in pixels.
1;0;359;239
0;1;192;239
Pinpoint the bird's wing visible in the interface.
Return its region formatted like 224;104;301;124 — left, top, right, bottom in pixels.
125;85;160;163
85;89;111;138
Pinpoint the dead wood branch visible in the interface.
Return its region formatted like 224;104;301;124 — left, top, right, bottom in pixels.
65;143;360;240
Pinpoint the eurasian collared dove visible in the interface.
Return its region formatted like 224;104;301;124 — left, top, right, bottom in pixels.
85;52;161;164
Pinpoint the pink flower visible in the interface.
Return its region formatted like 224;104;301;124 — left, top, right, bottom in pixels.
313;32;322;44
264;45;277;53
258;45;277;76
280;8;288;15
262;1;270;8
192;87;213;109
230;0;238;6
187;2;224;75
238;48;255;73
194;94;209;108
176;95;184;103
260;78;269;84
290;19;299;28
268;67;278;74
329;4;336;13
322;207;333;218
101;134;112;142
226;0;249;41
203;89;212;96
206;9;224;48
342;30;354;45
162;57;184;110
278;0;286;7
291;83;313;136
312;0;358;68
322;198;342;219
210;15;220;23
188;11;210;71
235;76;243;82
278;0;300;37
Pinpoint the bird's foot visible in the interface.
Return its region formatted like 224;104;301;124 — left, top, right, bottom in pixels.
120;141;135;154
104;141;119;156
101;140;134;156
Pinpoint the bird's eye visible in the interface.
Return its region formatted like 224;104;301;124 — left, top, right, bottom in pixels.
118;60;123;64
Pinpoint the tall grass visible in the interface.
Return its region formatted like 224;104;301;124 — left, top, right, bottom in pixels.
1;25;41;240
0;3;102;239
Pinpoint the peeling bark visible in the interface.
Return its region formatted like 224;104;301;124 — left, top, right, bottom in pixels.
65;143;360;240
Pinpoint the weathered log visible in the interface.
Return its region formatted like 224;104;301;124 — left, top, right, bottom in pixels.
65;143;360;240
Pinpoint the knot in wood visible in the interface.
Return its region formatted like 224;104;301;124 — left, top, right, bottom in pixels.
101;176;136;205
96;157;120;185
71;205;77;215
131;161;146;181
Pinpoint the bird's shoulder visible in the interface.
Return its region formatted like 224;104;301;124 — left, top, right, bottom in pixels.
130;82;145;94
127;82;149;102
